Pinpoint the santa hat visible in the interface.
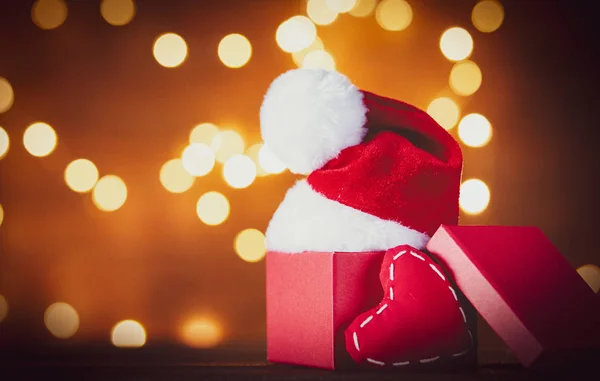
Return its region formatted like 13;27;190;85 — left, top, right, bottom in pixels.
260;69;463;253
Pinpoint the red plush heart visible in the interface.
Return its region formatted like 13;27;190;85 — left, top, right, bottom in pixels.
344;245;473;367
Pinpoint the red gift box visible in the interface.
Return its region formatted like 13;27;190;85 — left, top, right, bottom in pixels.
426;225;600;369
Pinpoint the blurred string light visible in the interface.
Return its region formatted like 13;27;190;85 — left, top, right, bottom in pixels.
449;60;482;96
234;229;266;263
440;27;474;61
0;203;3;227
0;294;7;322
180;317;223;348
427;97;460;130
0;127;9;159
245;143;268;177
160;158;195;193
0;77;14;113
23;122;57;157
196;191;230;226
458;113;492;147
111;320;147;348
218;33;252;69
181;143;215;177
213;130;245;164
577;264;600;293
292;36;324;67
306;0;338;26
472;0;504;33
44;302;79;339
153;33;188;68
276;16;317;53
376;0;413;31
64;158;99;193
302;50;336;70
190;123;220;149
100;0;136;26
459;178;490;215
92;175;127;212
349;0;376;17
223;154;257;189
32;0;67;30
326;0;357;13
258;145;286;174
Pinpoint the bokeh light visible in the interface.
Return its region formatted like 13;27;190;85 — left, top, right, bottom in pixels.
44;302;79;339
160;158;195;193
427;97;460;130
276;16;317;53
349;0;377;17
307;0;338;26
302;49;336;70
181;143;215;177
213;130;245;164
258;145;286;174
326;0;357;13
440;27;474;61
64;158;99;193
92;175;127;212
180;317;223;348
472;0;504;33
223;154;257;189
459;179;490;215
450;60;482;96
246;143;268;177
0;127;9;159
458;113;492;147
23;122;58;157
292;36;324;67
196;191;230;226
0;295;7;323
111;320;147;348
32;0;67;30
234;229;266;263
153;33;188;68
190;122;220;148
376;0;413;31
218;33;252;69
0;204;4;227
0;77;14;113
100;0;135;26
577;264;600;293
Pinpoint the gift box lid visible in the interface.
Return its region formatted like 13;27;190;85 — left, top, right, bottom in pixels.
426;225;600;369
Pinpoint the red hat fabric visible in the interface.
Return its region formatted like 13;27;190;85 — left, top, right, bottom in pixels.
260;69;463;253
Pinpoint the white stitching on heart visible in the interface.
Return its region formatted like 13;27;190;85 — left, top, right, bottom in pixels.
367;358;385;366
390;263;395;281
419;356;440;363
449;286;458;301
360;315;373;328
452;349;469;357
410;251;425;261
429;263;446;281
376;304;388;315
393;250;406;260
458;307;467;323
353;331;360;351
389;286;394;300
393;361;410;366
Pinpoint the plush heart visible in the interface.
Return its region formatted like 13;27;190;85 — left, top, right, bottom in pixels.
344;244;473;367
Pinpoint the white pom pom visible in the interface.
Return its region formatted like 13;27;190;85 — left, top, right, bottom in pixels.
259;69;367;175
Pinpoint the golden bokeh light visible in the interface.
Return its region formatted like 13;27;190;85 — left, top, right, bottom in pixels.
427;97;460;130
111;320;147;348
0;127;9;159
44;302;79;339
449;60;482;97
258;145;286;174
246;143;268;177
577;264;600;293
180;317;223;348
223;154;257;189
190;122;220;148
302;49;336;70
472;0;504;33
218;33;252;69
440;27;474;61
100;0;135;26
213;130;245;164
459;178;490;215
276;16;317;53
159;158;195;193
153;33;188;68
0;294;7;323
349;0;377;17
196;191;230;226
92;175;127;212
0;204;4;227
326;0;357;13
458;113;492;148
32;0;67;30
234;229;266;263
292;36;324;67
376;0;413;31
0;77;14;114
181;143;215;177
64;158;99;193
23;122;58;157
307;0;338;26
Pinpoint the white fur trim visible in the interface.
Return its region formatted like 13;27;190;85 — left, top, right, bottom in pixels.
266;180;430;253
259;69;368;175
